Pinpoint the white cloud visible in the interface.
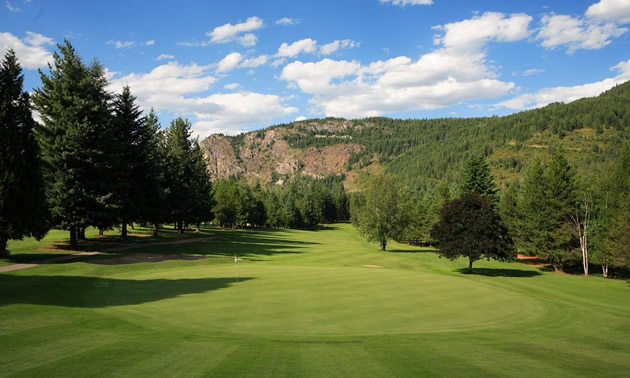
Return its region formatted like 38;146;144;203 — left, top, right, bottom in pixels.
215;52;268;73
192;92;298;135
277;38;318;57
280;12;531;119
271;58;287;68
586;0;630;24
224;83;241;90
434;12;532;51
241;54;268;67
109;61;296;136
496;58;630;110
379;0;433;6
537;13;627;53
156;53;175;61
319;39;360;55
107;40;136;49
522;68;545;76
276;17;298;25
207;16;263;46
145;40;155;46
5;1;19;12
295;115;307;121
0;31;54;69
216;52;243;73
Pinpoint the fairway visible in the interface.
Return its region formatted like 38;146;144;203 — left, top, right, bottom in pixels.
1;224;630;377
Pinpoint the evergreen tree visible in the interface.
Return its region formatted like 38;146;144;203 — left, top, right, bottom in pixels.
32;41;115;247
0;49;49;255
460;155;498;204
111;85;145;237
518;150;579;272
141;109;168;236
499;180;520;244
595;142;630;276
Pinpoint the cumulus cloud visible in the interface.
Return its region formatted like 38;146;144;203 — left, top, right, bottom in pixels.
192;92;298;135
495;58;630;110
216;52;243;73
536;13;627;53
215;52;268;73
207;16;263;46
156;53;175;61
586;0;630;24
295;115;307;121
379;0;433;6
434;12;532;51
107;40;135;49
109;61;296;136
0;31;54;69
319;39;360;55
276;17;298;25
145;40;155;46
279;12;530;118
277;38;318;57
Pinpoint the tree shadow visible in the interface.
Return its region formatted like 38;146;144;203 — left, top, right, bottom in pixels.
0;274;254;308
455;268;542;277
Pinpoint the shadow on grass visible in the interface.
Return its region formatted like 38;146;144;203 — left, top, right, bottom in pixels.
0;275;253;308
455;267;542;277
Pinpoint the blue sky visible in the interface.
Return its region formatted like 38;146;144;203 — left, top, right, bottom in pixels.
2;0;630;137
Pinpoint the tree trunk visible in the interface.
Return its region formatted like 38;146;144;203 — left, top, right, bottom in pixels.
196;222;201;232
602;261;609;278
78;227;86;240
69;226;77;248
468;257;474;272
0;237;8;257
552;263;563;273
380;240;387;251
153;223;159;237
177;220;184;234
98;228;104;237
121;219;128;238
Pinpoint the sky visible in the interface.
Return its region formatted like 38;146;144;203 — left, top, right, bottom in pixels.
2;0;630;137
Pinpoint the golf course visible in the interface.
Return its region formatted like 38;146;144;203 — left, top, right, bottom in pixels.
1;224;629;377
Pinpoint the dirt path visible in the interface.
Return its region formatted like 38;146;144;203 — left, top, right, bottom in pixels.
0;237;216;273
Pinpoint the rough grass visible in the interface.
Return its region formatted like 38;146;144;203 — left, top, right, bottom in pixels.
1;224;629;377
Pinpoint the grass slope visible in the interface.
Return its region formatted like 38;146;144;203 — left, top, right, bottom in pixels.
1;224;629;377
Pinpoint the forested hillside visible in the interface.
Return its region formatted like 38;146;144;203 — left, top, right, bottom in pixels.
203;81;630;193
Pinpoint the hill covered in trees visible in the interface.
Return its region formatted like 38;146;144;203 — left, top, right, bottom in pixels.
201;81;630;192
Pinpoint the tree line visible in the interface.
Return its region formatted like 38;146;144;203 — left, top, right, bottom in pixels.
0;43;213;253
352;148;630;277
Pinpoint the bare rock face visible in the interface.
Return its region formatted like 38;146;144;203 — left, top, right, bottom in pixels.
199;119;365;184
200;134;243;180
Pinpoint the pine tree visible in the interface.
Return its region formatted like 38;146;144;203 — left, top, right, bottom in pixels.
499;180;520;244
111;85;146;237
460;155;498;204
0;49;49;255
141;109;168;236
33;41;115;247
518;150;578;272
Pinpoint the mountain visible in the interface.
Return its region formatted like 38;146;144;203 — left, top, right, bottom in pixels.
200;81;630;192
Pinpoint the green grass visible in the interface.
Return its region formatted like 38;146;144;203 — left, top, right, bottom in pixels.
1;224;629;377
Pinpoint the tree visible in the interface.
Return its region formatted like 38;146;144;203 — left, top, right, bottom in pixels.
111;85;145;238
518;150;579;272
352;173;411;251
164;117;213;232
460;155;498;204
33;41;115;247
431;193;515;271
594;142;630;276
499;180;520;244
0;49;49;255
